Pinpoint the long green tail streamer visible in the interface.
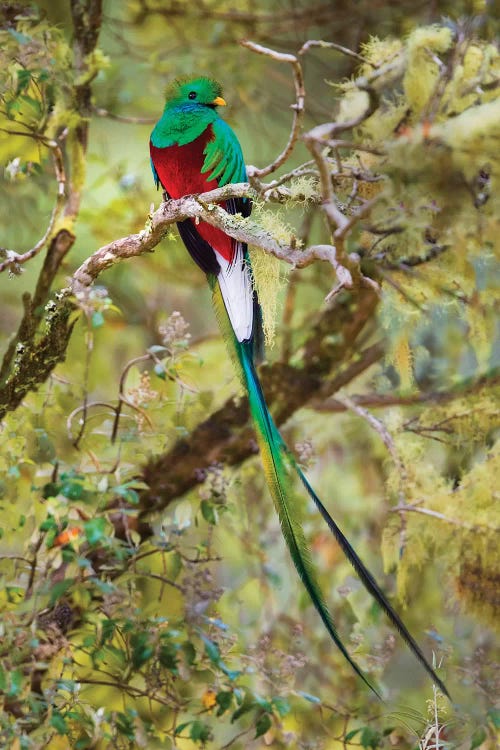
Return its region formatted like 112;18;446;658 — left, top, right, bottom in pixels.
211;277;449;700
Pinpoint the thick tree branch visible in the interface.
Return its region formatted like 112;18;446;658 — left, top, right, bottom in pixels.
69;185;361;296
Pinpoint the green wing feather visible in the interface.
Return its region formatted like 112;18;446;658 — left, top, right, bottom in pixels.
202;118;247;186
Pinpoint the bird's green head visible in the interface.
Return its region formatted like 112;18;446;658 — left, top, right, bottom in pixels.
163;76;226;109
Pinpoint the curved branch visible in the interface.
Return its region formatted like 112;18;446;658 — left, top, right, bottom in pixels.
0;142;67;274
241;41;305;179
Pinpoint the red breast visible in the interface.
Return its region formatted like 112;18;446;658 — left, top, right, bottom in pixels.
150;127;234;261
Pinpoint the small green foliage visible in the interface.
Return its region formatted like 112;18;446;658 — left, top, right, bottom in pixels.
130;631;155;668
51;710;69;735
83;517;108;545
255;712;272;738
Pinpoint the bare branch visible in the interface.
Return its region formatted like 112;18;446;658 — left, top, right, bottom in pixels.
241;40;305;179
315;368;499;413
93;106;156;125
335;392;407;507
335;393;404;471
0;142;67;274
390;503;497;533
299;39;376;67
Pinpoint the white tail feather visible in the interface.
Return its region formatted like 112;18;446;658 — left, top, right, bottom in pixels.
215;245;253;342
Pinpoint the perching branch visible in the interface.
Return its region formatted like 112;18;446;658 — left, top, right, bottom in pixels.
70;185;365;296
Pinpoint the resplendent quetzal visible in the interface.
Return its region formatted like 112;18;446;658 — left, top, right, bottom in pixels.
150;76;449;699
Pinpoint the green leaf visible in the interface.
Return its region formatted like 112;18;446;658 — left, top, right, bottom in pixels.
100;618;116;644
42;482;61;499
361;726;381;749
255;713;272;738
159;641;178;672
8;28;31;44
202;635;220;665
199;634;240;680
470;727;487;749
16;69;32;94
487;709;500;729
51;710;69;735
49;578;74;605
7;669;23;698
169;550;182;580
231;693;255;723
114;484;139;505
345;728;362;741
182;640;196;665
90;577;115;594
216;691;233;715
60;479;85;500
190;720;211;743
154;363;166;380
40;514;58;532
116;710;136;740
84;517;107;545
175;721;192;736
201;499;217;525
221;666;241;681
0;665;6;692
130;632;154;669
253;695;272;711
56;679;77;694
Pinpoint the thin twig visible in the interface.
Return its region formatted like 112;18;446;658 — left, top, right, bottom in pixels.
0;142;67;273
93;106;156;124
390;503;497;533
299;39;377;67
241;40;305;178
335;392;407;505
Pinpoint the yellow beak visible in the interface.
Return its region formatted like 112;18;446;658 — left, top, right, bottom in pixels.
212;96;226;107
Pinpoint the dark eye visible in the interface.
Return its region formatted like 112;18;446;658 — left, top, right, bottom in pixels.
188;91;196;100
